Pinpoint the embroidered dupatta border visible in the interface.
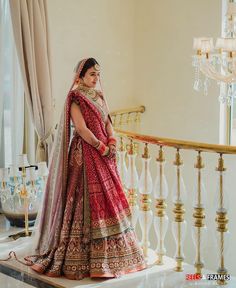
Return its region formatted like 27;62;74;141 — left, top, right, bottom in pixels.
70;91;133;239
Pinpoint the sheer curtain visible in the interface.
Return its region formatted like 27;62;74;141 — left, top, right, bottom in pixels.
0;0;24;167
9;0;53;162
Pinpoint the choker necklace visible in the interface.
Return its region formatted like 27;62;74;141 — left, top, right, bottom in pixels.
77;83;103;104
77;83;96;98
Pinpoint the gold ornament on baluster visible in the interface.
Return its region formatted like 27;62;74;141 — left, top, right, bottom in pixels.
142;143;149;159
113;115;117;128
140;195;152;212
140;143;152;258
155;146;168;265
126;138;137;206
128;188;138;207
126;138;135;155
133;112;141;132
173;149;183;166
173;149;185;272
126;112;131;125
155;198;167;265
215;154;228;286
126;138;140;230
134;142;139;155
119;136;125;152
156;146;165;163
140;195;152;258
119;114;124;127
193;151;205;275
134;112;138;123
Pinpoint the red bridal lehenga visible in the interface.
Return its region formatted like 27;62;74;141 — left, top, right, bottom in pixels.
26;84;146;280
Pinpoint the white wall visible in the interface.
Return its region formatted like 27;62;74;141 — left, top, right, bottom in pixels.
134;0;220;143
47;0;236;277
47;0;135;123
133;0;236;277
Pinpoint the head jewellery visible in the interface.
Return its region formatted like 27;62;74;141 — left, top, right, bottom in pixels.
75;58;88;78
94;64;100;71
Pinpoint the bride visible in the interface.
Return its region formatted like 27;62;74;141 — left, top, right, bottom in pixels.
16;58;147;280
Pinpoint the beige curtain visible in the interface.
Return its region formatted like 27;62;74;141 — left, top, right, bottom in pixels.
23;98;37;164
9;0;53;162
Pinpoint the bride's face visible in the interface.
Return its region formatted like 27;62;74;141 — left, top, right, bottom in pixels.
82;66;100;88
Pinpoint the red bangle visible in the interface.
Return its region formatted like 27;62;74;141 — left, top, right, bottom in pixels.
96;141;109;156
108;136;117;146
97;141;106;154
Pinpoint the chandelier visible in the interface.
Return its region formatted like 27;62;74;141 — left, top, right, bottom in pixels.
192;1;236;105
0;155;48;237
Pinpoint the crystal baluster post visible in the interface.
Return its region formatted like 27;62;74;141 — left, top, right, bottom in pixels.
192;152;207;275
172;149;187;272
139;143;153;258
153;146;169;265
126;139;139;228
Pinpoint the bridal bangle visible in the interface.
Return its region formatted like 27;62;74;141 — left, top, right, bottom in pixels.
108;136;117;147
96;140;109;156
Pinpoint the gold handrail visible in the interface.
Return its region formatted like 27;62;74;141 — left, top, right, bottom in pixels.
115;129;236;154
110;105;145;116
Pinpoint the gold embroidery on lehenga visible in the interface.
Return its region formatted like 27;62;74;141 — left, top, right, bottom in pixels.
27;87;146;280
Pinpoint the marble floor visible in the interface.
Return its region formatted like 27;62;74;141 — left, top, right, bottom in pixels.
0;215;236;288
1;258;236;288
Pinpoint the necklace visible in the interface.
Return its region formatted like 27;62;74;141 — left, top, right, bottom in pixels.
91;93;99;101
77;83;96;98
77;83;104;106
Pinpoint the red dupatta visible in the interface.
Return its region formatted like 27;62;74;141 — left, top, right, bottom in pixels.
68;89;132;239
35;87;131;255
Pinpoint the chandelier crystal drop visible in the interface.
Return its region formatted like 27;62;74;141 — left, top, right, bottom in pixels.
192;1;236;106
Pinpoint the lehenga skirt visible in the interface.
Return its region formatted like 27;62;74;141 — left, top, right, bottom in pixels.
29;135;146;280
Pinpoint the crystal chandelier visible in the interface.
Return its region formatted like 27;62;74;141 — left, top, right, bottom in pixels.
192;1;236;105
0;155;48;237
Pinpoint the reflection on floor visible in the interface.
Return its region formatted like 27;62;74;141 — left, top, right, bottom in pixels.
0;215;236;288
0;272;35;288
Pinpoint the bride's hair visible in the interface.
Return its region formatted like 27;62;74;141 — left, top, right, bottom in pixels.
75;58;99;78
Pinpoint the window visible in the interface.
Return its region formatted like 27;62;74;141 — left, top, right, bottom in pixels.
0;0;24;167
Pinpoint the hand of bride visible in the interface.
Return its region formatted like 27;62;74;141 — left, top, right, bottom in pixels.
106;136;117;159
107;144;116;159
95;140;109;156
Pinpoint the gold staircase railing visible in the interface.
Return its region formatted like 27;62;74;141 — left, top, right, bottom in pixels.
115;129;236;154
110;105;145;128
112;106;234;285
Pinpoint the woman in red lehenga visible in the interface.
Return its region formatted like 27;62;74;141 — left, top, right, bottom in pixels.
27;58;146;280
